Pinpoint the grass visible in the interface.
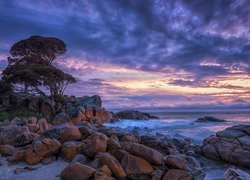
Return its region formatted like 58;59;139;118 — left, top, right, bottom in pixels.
0;106;43;121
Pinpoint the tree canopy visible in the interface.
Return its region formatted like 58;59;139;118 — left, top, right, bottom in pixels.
2;35;76;98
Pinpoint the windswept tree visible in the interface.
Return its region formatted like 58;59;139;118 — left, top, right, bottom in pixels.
8;35;66;65
2;35;76;114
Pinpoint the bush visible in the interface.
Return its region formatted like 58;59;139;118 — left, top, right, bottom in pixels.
0;106;43;121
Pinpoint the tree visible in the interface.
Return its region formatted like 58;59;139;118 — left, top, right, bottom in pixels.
8;35;66;65
2;35;76;115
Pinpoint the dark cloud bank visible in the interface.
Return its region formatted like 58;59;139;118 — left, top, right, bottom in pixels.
0;0;249;108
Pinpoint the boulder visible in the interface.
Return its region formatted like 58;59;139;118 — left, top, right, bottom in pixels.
77;125;94;139
122;142;164;164
53;112;71;125
83;133;108;158
97;152;126;179
43;123;82;143
9;117;28;126
120;134;138;143
37;118;48;131
162;169;193;180
96;108;112;123
121;155;153;176
78;95;102;109
200;125;250;167
195;116;226;122
41;156;56;165
71;154;88;165
24;138;61;165
165;155;193;171
62;141;84;161
115;110;159;120
110;150;130;162
0;144;16;156
86;105;94;119
0;125;34;147
27;117;37;124
27;124;44;135
60;162;96;180
108;135;121;150
151;170;164;180
93;165;112;180
224;168;250;180
71;111;85;124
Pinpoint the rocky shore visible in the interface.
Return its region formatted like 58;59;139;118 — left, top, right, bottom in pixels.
0;96;250;180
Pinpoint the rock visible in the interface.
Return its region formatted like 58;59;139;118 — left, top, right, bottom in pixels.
71;154;88;165
89;158;102;169
108;135;121;150
120;134;138;143
96;108;112;123
14;166;39;175
121;155;153;176
40;101;53;119
0;144;16;156
24;138;61;165
83;133;108;158
86;105;94;119
78;95;102;109
110;150;130;162
27;117;37;124
165;155;193;171
9;117;28;126
37;118;48;131
195;116;226;122
200;125;250;167
60;162;96;180
71;111;85;124
75;105;85;114
6;149;26;163
115;110;159;120
53;112;71;125
43;123;82;143
97;152;126;179
27;124;44;135
62;141;83;161
122;142;164;165
41;156;56;165
224;168;250;180
0;125;34;147
77;125;94;138
162;169;193;180
151;170;164;180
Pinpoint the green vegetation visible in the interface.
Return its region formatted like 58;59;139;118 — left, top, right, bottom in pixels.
0;106;43;121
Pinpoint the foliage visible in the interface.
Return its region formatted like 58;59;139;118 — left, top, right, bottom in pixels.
0;106;43;121
0;80;12;94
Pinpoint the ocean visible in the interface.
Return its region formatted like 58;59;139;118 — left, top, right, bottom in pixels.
106;110;250;144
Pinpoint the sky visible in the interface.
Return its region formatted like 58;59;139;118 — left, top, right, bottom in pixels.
0;0;249;110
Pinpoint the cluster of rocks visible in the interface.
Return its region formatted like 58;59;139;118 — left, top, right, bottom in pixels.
197;125;250;168
195;116;226;123
114;110;159;120
0;116;205;180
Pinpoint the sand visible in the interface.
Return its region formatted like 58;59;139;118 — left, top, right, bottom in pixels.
0;156;68;180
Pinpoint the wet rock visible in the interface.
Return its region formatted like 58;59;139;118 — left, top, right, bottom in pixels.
62;141;83;161
60;162;96;180
83;133;108;158
0;125;34;147
224;168;250;180
200;125;250;167
165;155;193;171
53;112;71;125
195;116;226;122
24;138;61;165
43;123;82;143
97;152;126;179
121;154;154;176
162;169;193;180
